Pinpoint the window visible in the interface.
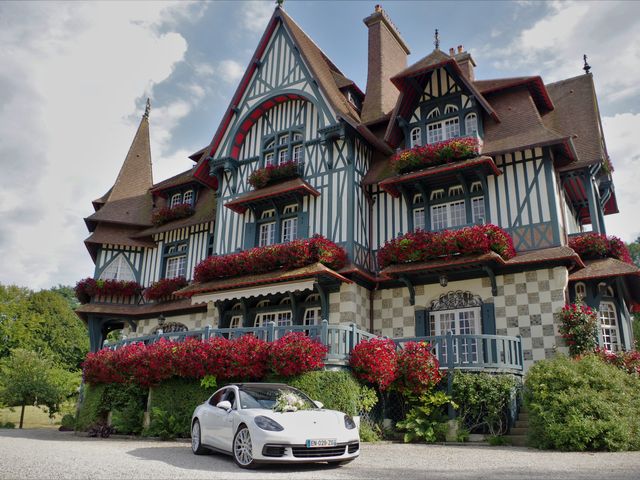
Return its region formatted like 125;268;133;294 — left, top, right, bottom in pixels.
262;130;304;168
229;315;242;329
448;185;463;197
410;127;422;148
170;193;182;207
265;152;275;167
470;181;482;193
427;122;443;144
283;204;298;215
413;193;424;204
279;134;289;145
575;282;587;299
182;190;194;206
444;104;459;114
430;189;444;201
413;207;425;231
303;307;321;326
99;254;136;282
431;200;466;230
599;301;620;351
427;107;440;119
163;243;187;279
465;113;478;136
255;311;292;327
259;222;276;247
471;197;485;223
292;144;303;163
261;209;275;219
430;308;480;364
281;217;298;243
278;148;288;165
444;117;460;139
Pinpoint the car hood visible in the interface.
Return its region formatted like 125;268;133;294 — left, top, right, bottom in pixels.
251;409;346;432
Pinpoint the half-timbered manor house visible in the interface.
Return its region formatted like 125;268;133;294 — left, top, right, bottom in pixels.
77;5;639;371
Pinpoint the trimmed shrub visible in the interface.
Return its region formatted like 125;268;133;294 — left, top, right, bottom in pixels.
349;338;398;391
525;355;640;451
76;384;108;431
395;342;442;395
268;332;327;377
105;383;147;435
452;372;519;435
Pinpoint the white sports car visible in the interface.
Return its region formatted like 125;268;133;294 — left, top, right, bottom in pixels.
190;383;360;468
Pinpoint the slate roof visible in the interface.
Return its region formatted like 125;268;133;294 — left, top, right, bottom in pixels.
75;298;205;322
568;258;640;282
150;168;198;193
224;178;320;214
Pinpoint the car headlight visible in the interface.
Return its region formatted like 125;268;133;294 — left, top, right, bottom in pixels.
254;416;284;431
344;415;356;430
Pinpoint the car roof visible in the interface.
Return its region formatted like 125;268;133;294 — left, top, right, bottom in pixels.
234;383;291;388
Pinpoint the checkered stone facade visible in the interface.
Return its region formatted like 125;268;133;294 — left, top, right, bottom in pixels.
121;310;210;337
329;283;371;330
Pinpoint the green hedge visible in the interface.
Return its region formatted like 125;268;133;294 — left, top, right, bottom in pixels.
76;384;107;431
525;355;640;451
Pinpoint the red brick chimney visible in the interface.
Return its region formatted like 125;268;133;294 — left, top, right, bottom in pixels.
361;5;411;124
454;44;476;81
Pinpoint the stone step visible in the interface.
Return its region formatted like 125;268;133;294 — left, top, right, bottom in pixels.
518;413;530;421
515;420;529;429
520;405;529;413
510;426;528;436
504;434;528;447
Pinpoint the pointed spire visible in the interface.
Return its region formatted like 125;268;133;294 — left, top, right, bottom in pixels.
583;54;591;74
434;29;440;50
103;102;154;203
143;98;151;119
276;0;284;8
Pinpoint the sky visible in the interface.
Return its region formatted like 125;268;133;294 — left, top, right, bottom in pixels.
1;0;639;290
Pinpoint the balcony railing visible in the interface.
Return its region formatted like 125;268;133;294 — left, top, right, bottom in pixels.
105;321;523;373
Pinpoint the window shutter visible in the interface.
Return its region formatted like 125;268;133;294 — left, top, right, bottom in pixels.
243;222;256;250
298;210;309;239
481;302;497;364
415;309;430;337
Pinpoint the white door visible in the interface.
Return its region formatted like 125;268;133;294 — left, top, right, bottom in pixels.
429;308;480;364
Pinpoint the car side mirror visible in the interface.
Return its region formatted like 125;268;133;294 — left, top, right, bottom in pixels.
313;400;324;409
216;400;232;411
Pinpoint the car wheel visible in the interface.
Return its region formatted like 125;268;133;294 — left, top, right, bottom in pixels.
233;425;257;469
191;420;207;455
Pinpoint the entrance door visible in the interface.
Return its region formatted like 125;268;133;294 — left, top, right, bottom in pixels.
429;308;480;364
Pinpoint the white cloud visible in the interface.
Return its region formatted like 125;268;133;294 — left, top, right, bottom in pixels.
240;1;273;34
0;2;202;289
600;113;640;242
218;59;245;84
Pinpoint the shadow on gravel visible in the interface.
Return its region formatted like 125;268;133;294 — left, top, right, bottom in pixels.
127;446;355;475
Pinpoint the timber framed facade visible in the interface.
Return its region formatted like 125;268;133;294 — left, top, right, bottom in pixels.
77;4;638;371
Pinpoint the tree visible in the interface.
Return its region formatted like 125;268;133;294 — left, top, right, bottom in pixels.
0;349;80;428
49;285;80;310
627;238;640;342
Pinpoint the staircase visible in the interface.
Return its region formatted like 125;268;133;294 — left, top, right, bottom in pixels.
505;405;529;447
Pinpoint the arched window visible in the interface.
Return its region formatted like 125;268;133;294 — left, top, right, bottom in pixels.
599;301;620;351
100;254;136;282
182;190;194;205
427;107;440;119
444;104;459;114
170;193;182;207
575;282;587;299
262;130;304;167
465;113;478;137
153;322;188;334
410;127;422;148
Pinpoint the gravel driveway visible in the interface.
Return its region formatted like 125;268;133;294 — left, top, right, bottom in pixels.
1;429;639;480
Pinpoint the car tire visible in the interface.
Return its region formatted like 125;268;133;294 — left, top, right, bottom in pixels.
232;425;257;469
191;420;208;455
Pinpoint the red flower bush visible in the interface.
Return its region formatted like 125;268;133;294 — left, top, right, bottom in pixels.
594;347;640;375
396;342;442;395
558;300;599;357
143;276;189;301
151;203;195;226
248;161;300;189
390;137;480;174
75;278;143;304
269;332;328;377
193;235;347;283
82;349;126;384
227;335;270;380
569;233;632;264
349;338;398;391
377;224;515;269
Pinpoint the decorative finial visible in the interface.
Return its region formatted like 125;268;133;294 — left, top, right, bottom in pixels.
143;98;151;119
434;29;440;50
276;0;284;8
583;54;591;74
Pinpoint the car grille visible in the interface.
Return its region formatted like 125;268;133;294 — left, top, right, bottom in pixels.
291;444;347;458
347;442;359;453
262;445;285;457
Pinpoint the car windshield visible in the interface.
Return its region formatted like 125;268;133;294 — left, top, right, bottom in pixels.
238;386;317;410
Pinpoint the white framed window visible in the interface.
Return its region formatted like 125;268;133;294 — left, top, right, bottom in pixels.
470;181;482;193
431;200;466;230
471;196;485;223
259;222;276;247
427;122;443;144
413;193;423;204
575;282;587;299
430;189;445;201
292;144;303;163
444;117;460;139
281;217;298;243
264;152;275;167
410;127;422;148
165;255;186;278
265;139;275;149
99;254;136;282
444;104;459;114
303;307;321;326
261;209;275;219
256;300;270;308
293;132;303;142
599;301;620;351
279;134;289;145
427;107;440;119
229;315;243;329
182;190;194;205
413;207;425;231
429;308;480;364
170;193;182;207
283;204;298;214
255;311;292;327
278;149;288;165
465;113;478;137
448;185;464;197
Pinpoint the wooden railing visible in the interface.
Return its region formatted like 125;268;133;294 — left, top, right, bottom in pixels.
105;323;522;373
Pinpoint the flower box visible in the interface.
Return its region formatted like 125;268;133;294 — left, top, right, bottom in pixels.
143;276;189;302
151;203;195;226
390;137;481;175
568;233;632;264
377;224;516;269
75;278;143;304
248;161;301;189
193;235;347;283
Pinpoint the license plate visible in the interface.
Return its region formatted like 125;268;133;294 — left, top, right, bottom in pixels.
306;438;337;448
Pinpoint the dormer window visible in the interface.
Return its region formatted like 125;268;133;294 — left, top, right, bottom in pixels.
410;127;422;148
182;190;194;205
444;117;460;139
465;113;478;137
100;254;136;282
262;129;304;167
170;193;182;207
168;187;196;208
163;242;188;279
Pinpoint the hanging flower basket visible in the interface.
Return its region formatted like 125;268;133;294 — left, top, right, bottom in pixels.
390;137;481;175
143;276;189;302
151;203;195;226
248;161;300;189
75;278;143;304
377;224;516;269
568;233;632;264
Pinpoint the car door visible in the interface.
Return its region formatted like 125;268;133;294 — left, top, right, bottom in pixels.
199;388;227;449
216;389;238;450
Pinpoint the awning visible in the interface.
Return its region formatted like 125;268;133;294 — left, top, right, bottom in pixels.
225;178;320;214
189;279;317;304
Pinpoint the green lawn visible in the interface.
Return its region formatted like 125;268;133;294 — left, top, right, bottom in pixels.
0;404;72;429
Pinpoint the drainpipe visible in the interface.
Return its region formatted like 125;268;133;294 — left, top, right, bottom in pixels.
365;184;376;333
